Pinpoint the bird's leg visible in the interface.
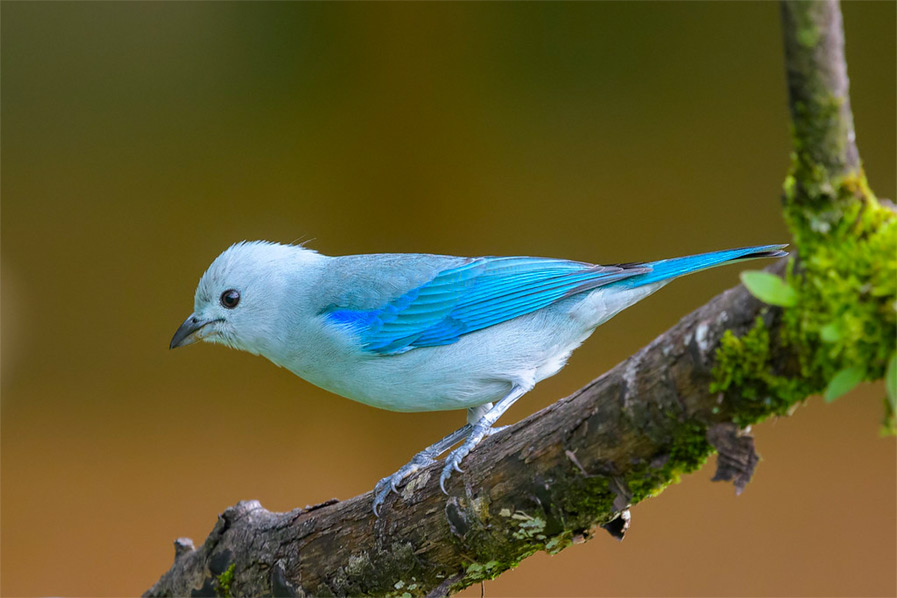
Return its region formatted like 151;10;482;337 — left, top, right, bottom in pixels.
465;402;493;425
439;385;530;493
467;402;509;435
373;423;472;516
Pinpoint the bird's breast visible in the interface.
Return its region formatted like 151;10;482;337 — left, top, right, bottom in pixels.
267;308;591;413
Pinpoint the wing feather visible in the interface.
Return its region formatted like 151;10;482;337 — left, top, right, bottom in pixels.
326;256;649;354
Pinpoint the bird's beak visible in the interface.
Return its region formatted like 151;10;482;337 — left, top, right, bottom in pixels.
169;314;218;349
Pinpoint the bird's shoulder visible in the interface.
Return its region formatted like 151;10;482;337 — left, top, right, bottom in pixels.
314;253;473;311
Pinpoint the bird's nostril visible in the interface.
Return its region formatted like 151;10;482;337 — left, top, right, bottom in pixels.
190;316;199;324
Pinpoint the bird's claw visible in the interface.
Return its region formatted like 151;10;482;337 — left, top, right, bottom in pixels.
374;422;510;513
439;448;468;494
372;452;436;517
439;424;494;493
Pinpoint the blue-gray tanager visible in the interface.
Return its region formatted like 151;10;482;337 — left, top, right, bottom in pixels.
170;241;785;514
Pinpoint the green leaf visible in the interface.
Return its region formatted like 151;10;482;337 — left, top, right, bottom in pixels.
824;365;866;403
886;352;897;407
819;322;841;343
740;271;798;307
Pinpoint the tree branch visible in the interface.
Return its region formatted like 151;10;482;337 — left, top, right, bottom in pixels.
146;277;787;598
781;0;859;179
146;2;890;596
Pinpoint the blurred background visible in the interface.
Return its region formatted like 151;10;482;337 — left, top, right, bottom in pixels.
2;2;894;596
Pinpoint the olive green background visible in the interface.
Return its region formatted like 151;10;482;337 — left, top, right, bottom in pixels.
2;2;894;596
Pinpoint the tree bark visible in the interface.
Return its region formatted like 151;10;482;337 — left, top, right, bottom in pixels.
781;0;859;178
145;2;873;596
146;277;787;598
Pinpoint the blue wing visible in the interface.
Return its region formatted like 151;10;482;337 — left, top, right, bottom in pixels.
326;256;650;355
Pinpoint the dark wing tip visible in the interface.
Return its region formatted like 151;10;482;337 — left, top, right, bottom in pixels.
740;243;789;260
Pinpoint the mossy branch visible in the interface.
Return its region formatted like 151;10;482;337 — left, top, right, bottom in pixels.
146;278;789;598
763;0;896;431
145;2;895;596
781;0;858;181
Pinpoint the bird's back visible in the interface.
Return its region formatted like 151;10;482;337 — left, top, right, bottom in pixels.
316;253;472;312
274;251;646;412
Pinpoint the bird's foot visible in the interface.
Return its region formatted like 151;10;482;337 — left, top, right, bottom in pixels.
372;451;436;516
439;423;507;493
488;424;510;436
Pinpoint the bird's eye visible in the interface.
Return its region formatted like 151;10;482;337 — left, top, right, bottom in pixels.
220;289;240;309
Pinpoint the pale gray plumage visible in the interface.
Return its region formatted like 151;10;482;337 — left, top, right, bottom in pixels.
170;240;786;514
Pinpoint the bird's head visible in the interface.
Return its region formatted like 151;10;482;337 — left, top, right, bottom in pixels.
169;241;319;355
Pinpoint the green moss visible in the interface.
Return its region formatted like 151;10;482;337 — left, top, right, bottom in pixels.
712;162;897;432
447;165;894;595
463;560;502;583
509;512;546;541
789;4;822;50
454;549;538;590
544;531;574;555
626;419;713;502
328;543;427;597
447;413;727;593
215;563;235;598
447;477;606;590
556;475;615;518
711;317;810;427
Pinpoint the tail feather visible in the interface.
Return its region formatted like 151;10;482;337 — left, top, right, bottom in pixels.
622;244;788;287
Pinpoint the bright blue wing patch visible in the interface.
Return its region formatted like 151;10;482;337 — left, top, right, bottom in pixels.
326;256;649;354
325;244;786;355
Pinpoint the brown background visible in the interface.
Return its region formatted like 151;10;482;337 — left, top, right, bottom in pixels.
2;2;894;596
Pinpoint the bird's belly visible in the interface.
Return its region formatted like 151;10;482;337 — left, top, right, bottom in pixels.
288;354;514;412
280;309;592;413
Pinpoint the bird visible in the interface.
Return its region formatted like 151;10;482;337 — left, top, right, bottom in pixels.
170;241;786;515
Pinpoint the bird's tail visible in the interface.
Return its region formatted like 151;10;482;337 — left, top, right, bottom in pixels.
622;244;788;287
